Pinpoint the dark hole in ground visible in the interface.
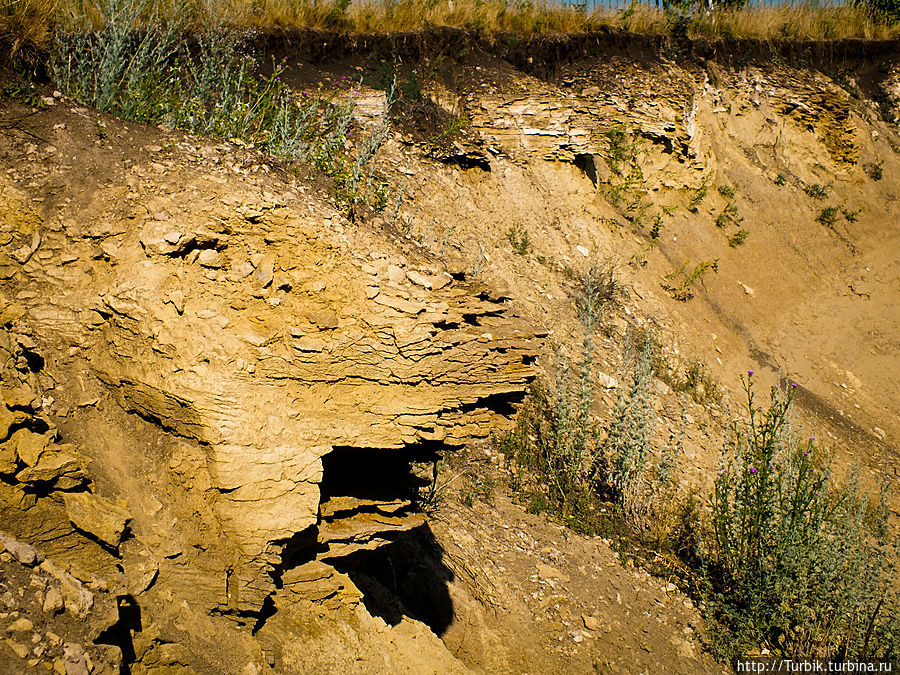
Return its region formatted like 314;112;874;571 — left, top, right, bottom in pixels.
95;594;141;673
330;524;455;637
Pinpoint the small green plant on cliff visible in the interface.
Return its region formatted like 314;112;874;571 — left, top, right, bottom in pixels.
774;173;787;186
603;125;644;176
727;229;749;248
506;225;532;256
842;207;863;223
864;162;884;181
689;179;710;212
717;184;736;199
804;182;831;199
701;374;900;659
662;258;719;301
816;205;840;227
715;202;742;229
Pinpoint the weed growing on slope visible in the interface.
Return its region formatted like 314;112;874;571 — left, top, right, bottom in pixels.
506;225;532;256
804;182;831;199
717;184;736;199
602;125;643;176
817;205;840;226
727;229;749;247
662;258;719;301
715;202;742;229
864;162;884;181
701;375;900;659
689;179;710;212
49;0;388;212
842;207;863;223
774;173;787;186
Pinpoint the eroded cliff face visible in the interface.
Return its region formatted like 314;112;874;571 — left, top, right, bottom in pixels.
0;33;897;674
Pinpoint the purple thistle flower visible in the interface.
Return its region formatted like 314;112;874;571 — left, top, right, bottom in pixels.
803;452;809;457
791;382;798;388
749;466;757;474
748;370;754;376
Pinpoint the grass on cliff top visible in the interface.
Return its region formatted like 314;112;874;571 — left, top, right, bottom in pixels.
3;0;898;60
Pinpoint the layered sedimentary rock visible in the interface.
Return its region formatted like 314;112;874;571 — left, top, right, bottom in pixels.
0;133;540;614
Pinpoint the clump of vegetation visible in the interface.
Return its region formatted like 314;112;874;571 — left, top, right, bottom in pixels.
864;162;884;181
716;184;736;199
662;258;719;301
804;182;831;199
727;229;749;247
774;173;787;186
842;207;863;223
715;202;742;229
817;205;840;226
506;225;532;256
459;473;496;508
47;0;390;213
701;375;900;659
689;179;709;212
603;125;643;176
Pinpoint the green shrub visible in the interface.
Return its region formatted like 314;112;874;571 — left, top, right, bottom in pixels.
689;179;709;212
703;375;899;659
506;225;531;255
842;207;863;223
864;162;884;181
728;229;749;247
774;173;787;186
804;182;830;199
717;184;736;198
817;205;840;226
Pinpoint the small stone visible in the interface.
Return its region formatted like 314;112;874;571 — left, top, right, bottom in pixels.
386;265;405;283
406;270;433;289
596;372;618;389
582;614;600;631
305;309;339;330
0;533;43;567
576;245;590;257
5;638;29;659
0;303;25;326
293;337;326;353
6;617;34;632
197;249;223;268
873;427;886;441
738;281;755;296
536;563;570;583
10;428;51;467
253;256;275;288
43;587;64;615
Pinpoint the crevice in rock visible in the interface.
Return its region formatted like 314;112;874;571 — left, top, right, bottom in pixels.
330;524;456;637
459;390;525;418
95;594;142;674
573;152;598;187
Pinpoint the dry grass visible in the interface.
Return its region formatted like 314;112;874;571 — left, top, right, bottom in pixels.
1;0;56;56
1;0;897;61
